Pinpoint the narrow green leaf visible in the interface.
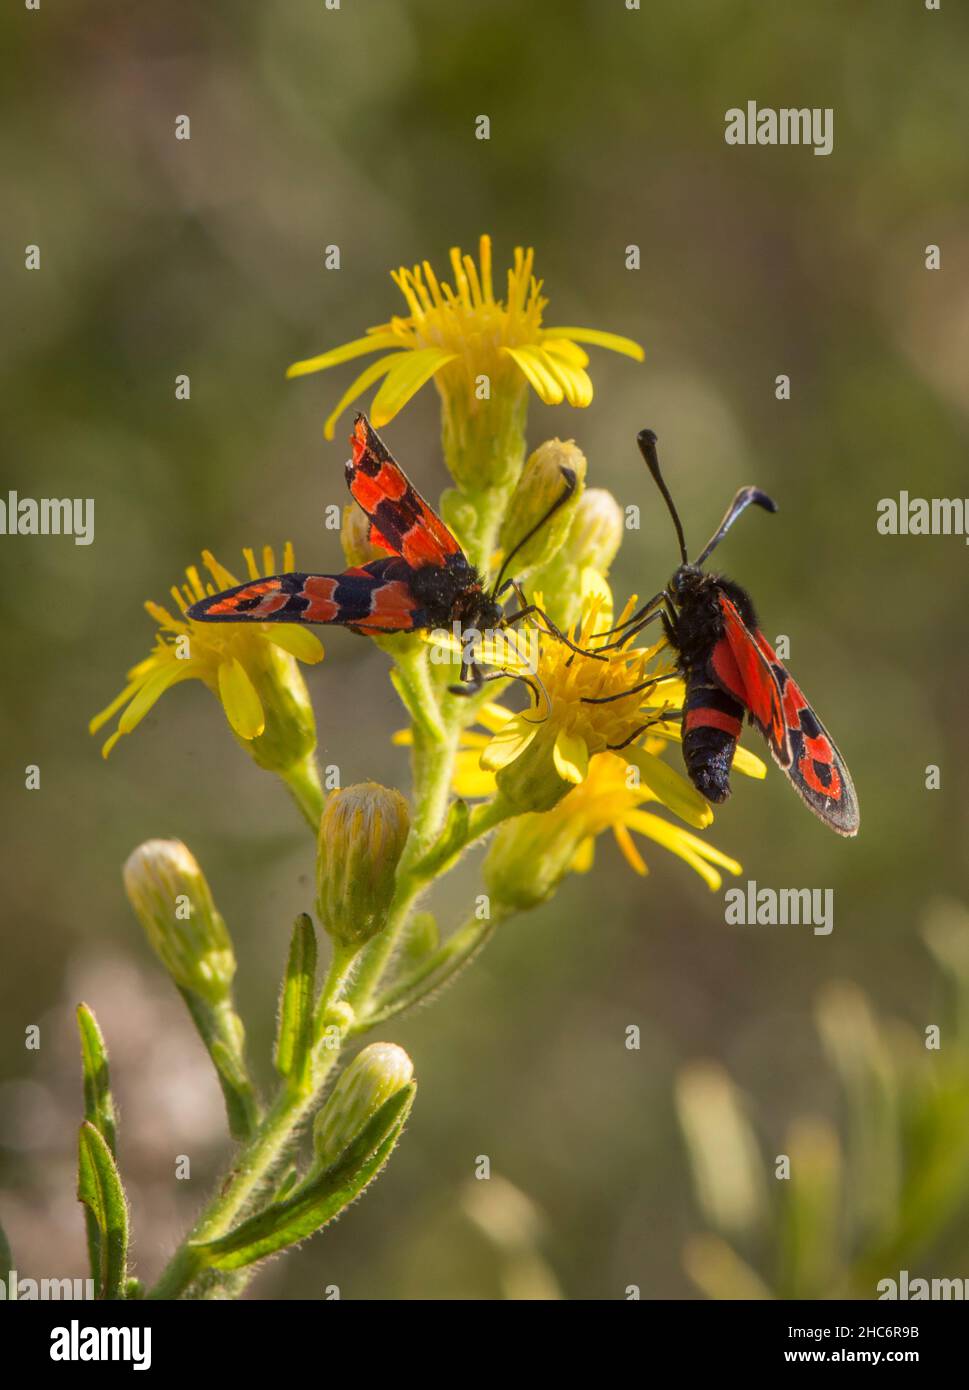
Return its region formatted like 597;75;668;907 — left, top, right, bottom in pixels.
77;1121;129;1300
192;1083;416;1271
274;914;318;1086
77;1004;117;1154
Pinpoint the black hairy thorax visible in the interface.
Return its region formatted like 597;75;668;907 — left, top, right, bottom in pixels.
665;565;758;673
408;552;503;630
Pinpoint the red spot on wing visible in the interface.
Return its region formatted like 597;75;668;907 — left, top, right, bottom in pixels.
352;579;421;633
206;580;288;618
718;594;790;765
298;576;342;622
347;414;463;570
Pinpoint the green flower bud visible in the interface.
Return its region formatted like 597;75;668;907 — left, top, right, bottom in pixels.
123;840;236;1004
497;438;587;580
313;1042;415;1168
239;640;318;776
340;502;387;568
316;783;410;947
563;487;624;574
529;487;624;629
483;806;585;913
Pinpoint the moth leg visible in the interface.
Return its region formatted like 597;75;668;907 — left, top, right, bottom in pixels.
607;708;684;751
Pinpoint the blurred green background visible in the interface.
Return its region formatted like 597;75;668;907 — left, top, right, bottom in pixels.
2;0;969;1299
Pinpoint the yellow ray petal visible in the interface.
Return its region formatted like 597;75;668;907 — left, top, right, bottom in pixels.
89;677;146;735
115;660;208;738
369;347;458;428
480;716;538;772
613;822;649;876
286;332;402;379
625;748;714;829
266;626;326;664
452;754;498;799
553;727;590;784
217;657;265;740
501;345;565;404
542;326;645;361
475;701;516;734
571;837;596;873
537;349;594;407
322;352;406;440
540;337;590;368
732;744;768;779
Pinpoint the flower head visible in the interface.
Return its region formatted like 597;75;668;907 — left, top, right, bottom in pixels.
123;839;236;1004
287;234;644;441
316;783;411;948
312;1042;415;1169
478;584;688;814
485;749;744;910
90;545;324;771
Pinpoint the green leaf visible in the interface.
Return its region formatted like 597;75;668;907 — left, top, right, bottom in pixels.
77;1121;129;1300
192;1083;416;1271
274;914;318;1088
77;1004;117;1154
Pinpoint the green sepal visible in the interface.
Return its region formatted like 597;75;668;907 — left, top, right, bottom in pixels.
77;1004;117;1154
274;914;318;1089
191;1083;416;1271
77;1120;129;1300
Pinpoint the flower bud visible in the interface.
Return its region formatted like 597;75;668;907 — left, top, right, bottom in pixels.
563;488;624;574
340;503;388;568
529;487;623;630
313;1042;415;1168
316;783;410;947
240;641;318;776
483;804;585;913
497;439;586;580
123;840;236;1004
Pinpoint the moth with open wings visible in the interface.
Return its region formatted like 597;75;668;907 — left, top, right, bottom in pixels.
187;414;579;695
588;430;859;837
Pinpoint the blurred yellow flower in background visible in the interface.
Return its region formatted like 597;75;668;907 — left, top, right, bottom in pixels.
287;234;644;439
90;545;324;764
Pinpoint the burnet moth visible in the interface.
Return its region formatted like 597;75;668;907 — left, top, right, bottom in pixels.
187;414;583;698
589;430;859;836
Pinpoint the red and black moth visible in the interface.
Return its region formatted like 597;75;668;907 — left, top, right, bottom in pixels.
187;414;581;694
589;430;860;836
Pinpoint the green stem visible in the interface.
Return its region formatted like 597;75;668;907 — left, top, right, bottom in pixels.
149;945;357;1301
355;909;509;1031
279;753;325;831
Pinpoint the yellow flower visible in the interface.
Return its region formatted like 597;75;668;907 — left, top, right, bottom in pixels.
287;234;644;440
482;584;766;816
90;545;325;766
485;749;745;906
